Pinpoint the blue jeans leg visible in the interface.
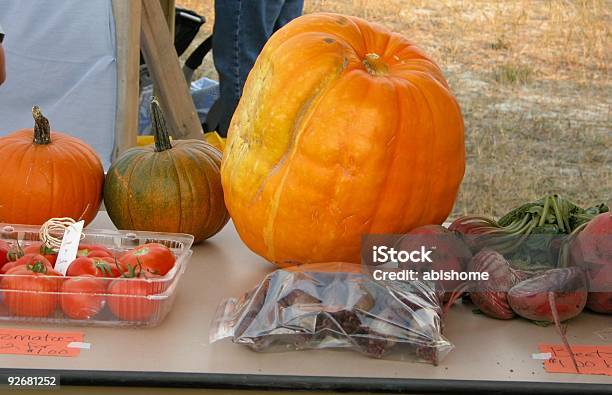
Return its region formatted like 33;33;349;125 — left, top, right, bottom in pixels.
274;0;304;31
212;0;304;137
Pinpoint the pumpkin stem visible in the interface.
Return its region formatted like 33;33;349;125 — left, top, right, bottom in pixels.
151;97;173;152
363;53;389;76
32;106;51;145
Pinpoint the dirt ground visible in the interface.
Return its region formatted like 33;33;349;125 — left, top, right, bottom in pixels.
176;0;611;218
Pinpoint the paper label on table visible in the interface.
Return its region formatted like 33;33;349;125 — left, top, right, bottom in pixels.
67;341;91;350
54;220;84;275
0;328;85;357
532;352;552;360
594;327;612;341
538;344;612;376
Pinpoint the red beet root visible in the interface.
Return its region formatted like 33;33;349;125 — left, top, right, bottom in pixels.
396;225;472;296
469;249;518;319
584;292;612;313
508;267;587;322
508;267;588;373
449;216;498;236
574;212;612;262
449;216;503;253
571;212;612;314
449;215;526;254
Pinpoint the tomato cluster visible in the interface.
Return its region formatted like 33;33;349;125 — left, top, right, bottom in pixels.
0;242;176;322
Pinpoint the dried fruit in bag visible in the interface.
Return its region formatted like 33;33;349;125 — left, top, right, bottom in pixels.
210;263;452;365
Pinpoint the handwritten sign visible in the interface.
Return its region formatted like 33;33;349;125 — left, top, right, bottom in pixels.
0;328;85;357
54;220;84;275
539;344;612;376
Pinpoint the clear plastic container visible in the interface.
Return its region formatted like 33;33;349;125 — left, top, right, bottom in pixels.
0;223;194;327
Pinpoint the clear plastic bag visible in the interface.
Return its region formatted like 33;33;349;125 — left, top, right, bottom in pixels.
210;263;453;365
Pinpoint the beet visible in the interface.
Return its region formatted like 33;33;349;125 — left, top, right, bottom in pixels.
585;292;612;314
468;249;518;319
508;267;587;322
449;216;500;237
397;225;472;296
448;216;510;253
508;267;588;372
571;212;612;314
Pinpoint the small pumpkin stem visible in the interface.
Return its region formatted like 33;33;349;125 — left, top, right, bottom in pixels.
151;97;173;152
32;106;51;145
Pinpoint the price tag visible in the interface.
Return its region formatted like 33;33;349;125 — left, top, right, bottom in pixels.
539;344;612;376
53;220;84;275
0;327;85;357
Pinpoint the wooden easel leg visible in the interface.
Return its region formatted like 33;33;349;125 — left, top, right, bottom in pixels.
158;0;176;37
111;0;141;162
140;0;203;140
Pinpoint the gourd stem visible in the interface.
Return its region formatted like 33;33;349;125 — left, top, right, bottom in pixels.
32;106;51;145
363;53;389;76
151;97;173;152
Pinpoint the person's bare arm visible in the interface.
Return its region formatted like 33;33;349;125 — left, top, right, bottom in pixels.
0;43;5;85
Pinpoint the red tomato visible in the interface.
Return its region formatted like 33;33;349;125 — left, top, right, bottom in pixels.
119;243;175;276
107;276;161;321
0;254;53;274
140;271;169;294
0;240;11;270
66;256;122;278
1;262;61;317
23;243;58;266
77;244;114;259
60;275;107;320
0;241;25;263
6;242;24;262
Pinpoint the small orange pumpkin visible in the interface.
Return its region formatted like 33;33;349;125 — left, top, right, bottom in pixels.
0;107;104;225
221;13;466;266
104;99;229;242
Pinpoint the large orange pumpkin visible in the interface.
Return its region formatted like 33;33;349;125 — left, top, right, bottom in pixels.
221;13;465;266
0;107;104;225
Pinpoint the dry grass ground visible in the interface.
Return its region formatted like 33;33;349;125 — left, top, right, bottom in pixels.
177;0;611;218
